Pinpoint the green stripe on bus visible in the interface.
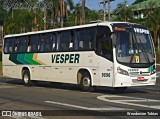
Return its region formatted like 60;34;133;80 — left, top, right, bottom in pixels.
9;54;23;64
148;66;153;73
9;54;42;65
24;54;41;65
17;54;31;64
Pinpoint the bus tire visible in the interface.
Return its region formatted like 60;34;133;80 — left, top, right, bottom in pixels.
114;87;127;93
22;70;33;86
80;72;91;92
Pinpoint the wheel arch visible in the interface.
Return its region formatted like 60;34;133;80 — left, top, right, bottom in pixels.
77;68;93;86
21;66;31;78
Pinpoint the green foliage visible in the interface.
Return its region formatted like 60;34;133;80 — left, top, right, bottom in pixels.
0;50;2;61
0;0;160;50
4;9;34;34
111;1;135;22
0;5;6;25
133;0;146;4
0;49;2;70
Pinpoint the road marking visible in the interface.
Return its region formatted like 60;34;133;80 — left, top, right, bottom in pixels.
97;95;160;110
45;101;133;111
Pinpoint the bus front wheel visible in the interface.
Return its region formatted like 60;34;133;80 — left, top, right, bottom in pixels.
80;73;91;92
22;70;33;86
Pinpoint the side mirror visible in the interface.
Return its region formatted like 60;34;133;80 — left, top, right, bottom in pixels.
111;33;116;46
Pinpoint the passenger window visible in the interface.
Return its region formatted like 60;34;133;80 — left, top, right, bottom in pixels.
16;36;27;53
4;38;15;53
29;35;40;52
58;31;72;51
74;31;80;50
52;34;56;51
40;35;44;52
44;33;52;52
40;33;54;52
74;28;95;50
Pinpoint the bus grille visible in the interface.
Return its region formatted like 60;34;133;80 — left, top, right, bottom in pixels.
129;72;150;77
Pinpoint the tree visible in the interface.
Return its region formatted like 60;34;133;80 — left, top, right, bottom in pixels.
133;0;145;5
0;0;6;26
81;0;85;24
138;1;160;48
59;0;74;27
3;0;37;34
111;1;134;22
50;0;59;28
145;7;160;47
72;3;82;25
48;0;73;28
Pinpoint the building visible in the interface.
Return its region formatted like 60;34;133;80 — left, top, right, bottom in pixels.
131;0;160;19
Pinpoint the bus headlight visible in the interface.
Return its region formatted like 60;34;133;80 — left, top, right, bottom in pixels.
117;67;129;76
150;69;156;75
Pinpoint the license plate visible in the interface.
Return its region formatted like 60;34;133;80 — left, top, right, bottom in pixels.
137;76;145;81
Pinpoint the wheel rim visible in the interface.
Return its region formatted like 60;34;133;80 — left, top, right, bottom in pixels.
24;74;29;84
83;77;90;87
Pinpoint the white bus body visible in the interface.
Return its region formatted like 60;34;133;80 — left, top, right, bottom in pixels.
3;22;156;92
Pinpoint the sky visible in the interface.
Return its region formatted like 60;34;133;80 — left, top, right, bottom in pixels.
73;0;136;11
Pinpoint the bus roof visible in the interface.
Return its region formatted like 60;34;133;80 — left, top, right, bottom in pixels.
4;21;140;38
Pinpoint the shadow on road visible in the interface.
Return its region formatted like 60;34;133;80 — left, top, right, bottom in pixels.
0;77;149;94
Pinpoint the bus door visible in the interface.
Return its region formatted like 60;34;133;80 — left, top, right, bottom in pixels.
98;41;114;86
97;26;114;86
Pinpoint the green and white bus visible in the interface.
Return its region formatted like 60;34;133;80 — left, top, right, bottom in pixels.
3;21;156;92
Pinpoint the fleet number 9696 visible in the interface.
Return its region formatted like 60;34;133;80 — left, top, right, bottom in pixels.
102;73;110;77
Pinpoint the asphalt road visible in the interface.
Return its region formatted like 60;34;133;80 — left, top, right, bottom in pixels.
0;75;159;119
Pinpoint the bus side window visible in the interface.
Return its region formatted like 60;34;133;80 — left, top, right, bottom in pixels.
74;31;80;50
40;35;44;52
30;34;40;52
79;29;89;50
88;28;95;50
69;31;74;51
14;39;17;52
75;30;86;50
52;34;56;51
58;31;72;51
4;38;15;53
27;37;31;52
74;28;95;51
40;33;53;52
16;36;28;53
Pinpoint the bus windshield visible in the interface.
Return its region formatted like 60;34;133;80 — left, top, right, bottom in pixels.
115;27;155;65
